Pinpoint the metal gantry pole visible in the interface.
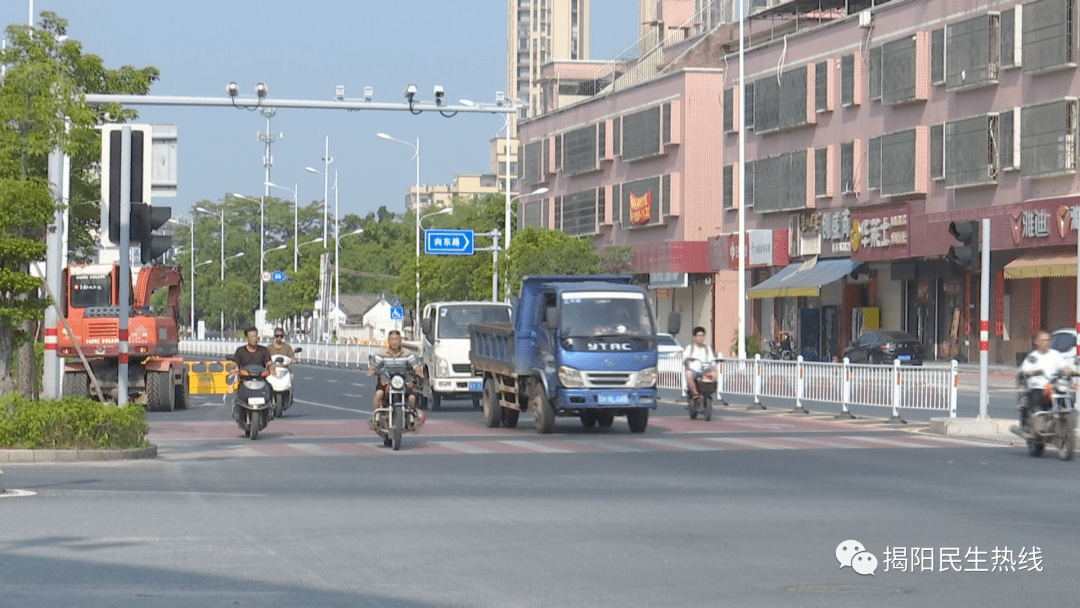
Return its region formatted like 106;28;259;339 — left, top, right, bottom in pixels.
190;220;195;336
293;183;299;272
219;209;225;335
415;138;421;337
322;137;330;244
737;2;747;360
334;171;340;337
978;217;990;419
117;126;132;406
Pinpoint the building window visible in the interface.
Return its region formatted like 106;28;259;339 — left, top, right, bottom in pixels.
880;128;921;196
840;141;855;193
753;65;808;134
562;124;598;176
1001;7;1021;69
724;87;734;132
1021;98;1078;177
931;28;945;85
931;123;945;180
815;60;830;112
999;108;1019;171
723;164;734;210
946;14;1001;91
1023;0;1075;74
869;46;882;101
946;114;999;188
868;136;882;190
744;82;755;129
814;147;829;198
752;150;807;213
882;35;920;104
622;106;663;161
841;54;855;107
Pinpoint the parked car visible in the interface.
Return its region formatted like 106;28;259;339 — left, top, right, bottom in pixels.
1051;328;1077;367
656;333;683;357
844;330;924;365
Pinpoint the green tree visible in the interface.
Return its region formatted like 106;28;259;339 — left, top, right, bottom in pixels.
502;226;604;296
0;12;158;396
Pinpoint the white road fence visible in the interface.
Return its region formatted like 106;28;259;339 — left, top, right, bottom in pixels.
658;353;958;419
179;339;390;369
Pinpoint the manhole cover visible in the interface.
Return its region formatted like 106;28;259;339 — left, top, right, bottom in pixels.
787;584;907;595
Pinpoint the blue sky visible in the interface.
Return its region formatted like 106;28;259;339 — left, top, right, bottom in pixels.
1;0;638;220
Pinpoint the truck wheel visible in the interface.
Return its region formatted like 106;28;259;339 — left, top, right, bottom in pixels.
146;371;174;412
580;412;597;428
627;409;649;433
431;393;442;411
482;378;502;428
62;372;90;398
501;408;519;428
174;372;190;409
531;383;555;434
597;413;614;428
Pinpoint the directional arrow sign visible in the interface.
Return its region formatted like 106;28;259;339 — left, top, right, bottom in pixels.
425;229;474;255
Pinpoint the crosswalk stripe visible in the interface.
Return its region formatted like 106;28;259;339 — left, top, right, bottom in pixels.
288;443;346;456
433;441;493;455
838;435;931;448
636;438;715;451
701;436;790;450
498;440;572;453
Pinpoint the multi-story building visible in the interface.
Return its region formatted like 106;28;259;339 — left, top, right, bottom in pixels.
509;0;591;121
405;173;507;211
519;0;1080;365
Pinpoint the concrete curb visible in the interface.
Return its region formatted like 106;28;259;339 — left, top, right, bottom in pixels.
0;445;157;464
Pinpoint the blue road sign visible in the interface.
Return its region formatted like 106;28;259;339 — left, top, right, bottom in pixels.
272;270;286;283
390;306;404;320
425;229;474;255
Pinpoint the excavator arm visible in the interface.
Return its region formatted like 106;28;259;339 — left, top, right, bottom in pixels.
134;264;183;324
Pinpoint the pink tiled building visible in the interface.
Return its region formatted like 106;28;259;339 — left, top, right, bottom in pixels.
518;0;1080;364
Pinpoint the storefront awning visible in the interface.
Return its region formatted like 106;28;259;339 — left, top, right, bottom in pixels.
747;258;861;299
1003;251;1078;279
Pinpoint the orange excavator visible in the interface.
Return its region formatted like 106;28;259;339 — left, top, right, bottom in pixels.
55;262;189;410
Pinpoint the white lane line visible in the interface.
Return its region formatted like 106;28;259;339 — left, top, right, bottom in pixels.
636;438;715;451
839;435;931;448
578;439;647;453
498;440;572;453
780;436;866;449
56;489;266;497
293;398;370;415
433;441;493;455
288;443;345;456
701;437;791;449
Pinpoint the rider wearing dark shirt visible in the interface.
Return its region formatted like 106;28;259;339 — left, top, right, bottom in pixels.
234;327;273;376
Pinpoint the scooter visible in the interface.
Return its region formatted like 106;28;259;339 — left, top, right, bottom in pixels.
267;347;303;419
369;353;424;451
768;333;795;360
1011;370;1077;460
685;358;717;421
233;363;272;440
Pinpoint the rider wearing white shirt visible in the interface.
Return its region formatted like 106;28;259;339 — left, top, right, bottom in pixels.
1019;330;1073;432
683;327;716;400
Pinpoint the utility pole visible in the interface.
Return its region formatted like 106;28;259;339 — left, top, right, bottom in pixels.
257;108;281;335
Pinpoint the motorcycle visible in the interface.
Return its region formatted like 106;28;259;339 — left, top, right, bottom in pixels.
1010;370;1077;460
267;347;303;419
685;358;717;421
369;353;424;451
232;363;272;440
767;333;795;361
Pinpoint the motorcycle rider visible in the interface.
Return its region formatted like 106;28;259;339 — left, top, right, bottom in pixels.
1017;330;1073;437
267;327;294;359
368;330;423;415
683;326;716;401
233;326;274;376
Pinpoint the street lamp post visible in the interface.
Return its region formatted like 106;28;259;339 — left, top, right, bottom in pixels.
415;207;452;330
304;138;334;243
231;193;269;333
265;181;299;272
335;228;364;335
500;187;549;296
305;166;339;340
376;132;422;334
194;205;228;333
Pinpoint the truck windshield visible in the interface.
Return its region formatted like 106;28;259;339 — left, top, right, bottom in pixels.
70;274;112;308
559;292;655;338
438;305;511;339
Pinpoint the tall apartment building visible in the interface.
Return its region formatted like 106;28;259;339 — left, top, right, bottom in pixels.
508;0;591;121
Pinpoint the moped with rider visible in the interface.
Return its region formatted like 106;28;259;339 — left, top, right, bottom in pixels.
369;353;424;451
767;332;795;360
232;363;272;440
1011;369;1077;460
267;347;302;419
685;357;717;421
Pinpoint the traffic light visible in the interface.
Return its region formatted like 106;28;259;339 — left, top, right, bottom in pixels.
947;220;979;271
131;202;172;264
104;127;152;244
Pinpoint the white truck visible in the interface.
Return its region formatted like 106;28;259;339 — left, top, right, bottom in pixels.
418;301;512;410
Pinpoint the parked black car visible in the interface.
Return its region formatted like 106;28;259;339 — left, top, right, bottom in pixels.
844;330;924;365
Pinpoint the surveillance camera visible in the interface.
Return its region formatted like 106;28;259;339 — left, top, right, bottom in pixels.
433;85;445;105
335;85;345;101
255;82;268;98
404;84;417;101
496;91;506;106
364;86;373;101
226;82;239;97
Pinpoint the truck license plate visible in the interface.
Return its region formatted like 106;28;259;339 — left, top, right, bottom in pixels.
599;394;629;404
468;380;483;392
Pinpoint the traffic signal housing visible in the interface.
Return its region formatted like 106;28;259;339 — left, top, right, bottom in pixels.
947;220;979;271
131;203;172;264
104;126;152;244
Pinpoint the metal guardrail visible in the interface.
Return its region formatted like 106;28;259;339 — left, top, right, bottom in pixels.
179;339;393;369
658;353;959;419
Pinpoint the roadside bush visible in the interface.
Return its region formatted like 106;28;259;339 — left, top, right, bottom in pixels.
729;331;766;358
0;394;148;449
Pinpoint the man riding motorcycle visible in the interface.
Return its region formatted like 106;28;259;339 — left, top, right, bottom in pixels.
234;326;275;377
1017;330;1074;438
683;326;716;401
368;330;423;417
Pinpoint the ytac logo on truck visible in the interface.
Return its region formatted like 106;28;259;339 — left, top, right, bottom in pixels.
587;343;632;351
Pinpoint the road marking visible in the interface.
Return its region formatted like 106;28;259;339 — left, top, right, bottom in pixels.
776;436;865;449
636;438;715;451
287;443;344;457
293;398;369;415
57;489;266;497
838;435;932;448
433;441;493;454
702;436;791;449
498;440;571;453
577;439;647;452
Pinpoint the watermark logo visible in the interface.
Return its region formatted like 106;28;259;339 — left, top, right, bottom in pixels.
836;540;878;576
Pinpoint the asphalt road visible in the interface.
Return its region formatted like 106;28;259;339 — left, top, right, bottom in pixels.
1;364;1077;607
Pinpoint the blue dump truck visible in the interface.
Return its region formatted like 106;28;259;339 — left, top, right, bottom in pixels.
469;275;679;434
